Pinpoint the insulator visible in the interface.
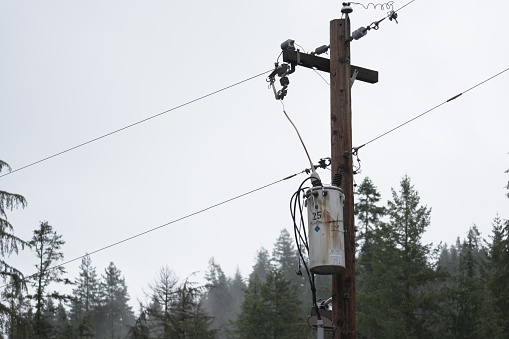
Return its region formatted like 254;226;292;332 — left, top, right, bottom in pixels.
313;45;329;55
280;76;290;87
351;27;368;40
332;169;343;187
341;3;353;14
280;39;295;51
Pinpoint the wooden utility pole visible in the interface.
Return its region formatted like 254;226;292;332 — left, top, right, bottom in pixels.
330;18;355;339
281;14;377;339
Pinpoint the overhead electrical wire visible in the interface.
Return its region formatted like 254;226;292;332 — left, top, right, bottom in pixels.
1;169;308;288
0;69;272;179
353;66;509;151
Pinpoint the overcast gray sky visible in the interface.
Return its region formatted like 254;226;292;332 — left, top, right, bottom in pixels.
1;0;508;309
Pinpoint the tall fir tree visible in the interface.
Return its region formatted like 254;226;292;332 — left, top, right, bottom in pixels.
354;176;385;246
171;277;217;338
354;177;386;300
488;214;509;334
70;254;99;338
272;229;301;286
0;160;29;334
271;228;325;326
28;221;71;338
450;226;490;338
357;175;439;338
96;262;135;338
249;248;270;283
203;258;233;338
140;267;217;338
145;265;179;337
228;268;246;327
233;268;306;339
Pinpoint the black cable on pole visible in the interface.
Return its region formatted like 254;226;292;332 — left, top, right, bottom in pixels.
354;67;509;150
1;69;272;179
2;169;304;288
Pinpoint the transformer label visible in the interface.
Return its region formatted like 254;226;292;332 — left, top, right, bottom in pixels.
330;249;343;265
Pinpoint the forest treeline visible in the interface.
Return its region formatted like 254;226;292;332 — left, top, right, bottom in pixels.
1;158;508;338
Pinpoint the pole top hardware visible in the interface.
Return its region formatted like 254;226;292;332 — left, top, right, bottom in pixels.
341;2;353;14
267;62;295;100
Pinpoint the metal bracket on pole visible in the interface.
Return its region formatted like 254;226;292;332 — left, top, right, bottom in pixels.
350;69;359;88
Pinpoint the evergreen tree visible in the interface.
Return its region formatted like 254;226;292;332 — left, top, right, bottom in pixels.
249;248;270;283
28;221;71;338
272;229;300;286
129;311;150;339
0;160;28;334
96;262;135;338
203;258;233;338
487;214;509;335
172;277;217;338
141;267;217;338
53;301;74;339
228;268;246;326
233;268;306;339
2;277;32;339
271;229;312;320
451;226;489;338
354;177;385;246
70;254;99;338
354;177;385;309
233;275;265;339
357;176;439;338
145;265;179;337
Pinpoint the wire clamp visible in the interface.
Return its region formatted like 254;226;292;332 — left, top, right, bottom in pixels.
267;62;295;100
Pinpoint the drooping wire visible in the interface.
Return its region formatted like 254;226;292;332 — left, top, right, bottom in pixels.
279;100;315;171
353;66;509;151
0;169;306;289
0;69;273;179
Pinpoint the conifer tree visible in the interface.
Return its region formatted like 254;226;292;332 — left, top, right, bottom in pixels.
141;267;217;338
354;177;385;291
129;311;150;339
272;229;300;285
451;226;489;338
354;177;385;246
228;268;246;325
487;214;509;334
96;262;135;338
0;160;28;332
172;277;217;338
357;176;439;338
233;275;265;339
145;265;179;337
234;268;306;339
203;258;233;338
70;254;99;338
249;248;271;283
28;221;71;338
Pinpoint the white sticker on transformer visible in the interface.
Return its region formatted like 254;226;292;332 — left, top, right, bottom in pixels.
330;249;343;264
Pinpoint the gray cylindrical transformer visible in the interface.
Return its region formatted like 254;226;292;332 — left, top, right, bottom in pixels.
306;185;345;275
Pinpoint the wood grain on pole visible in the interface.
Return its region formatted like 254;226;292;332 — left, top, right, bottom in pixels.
330;18;356;339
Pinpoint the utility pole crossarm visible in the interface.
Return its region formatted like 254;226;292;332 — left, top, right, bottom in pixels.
282;49;379;84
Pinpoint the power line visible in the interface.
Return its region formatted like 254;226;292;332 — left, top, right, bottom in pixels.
1;69;272;179
354;67;509;150
4;169;304;287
